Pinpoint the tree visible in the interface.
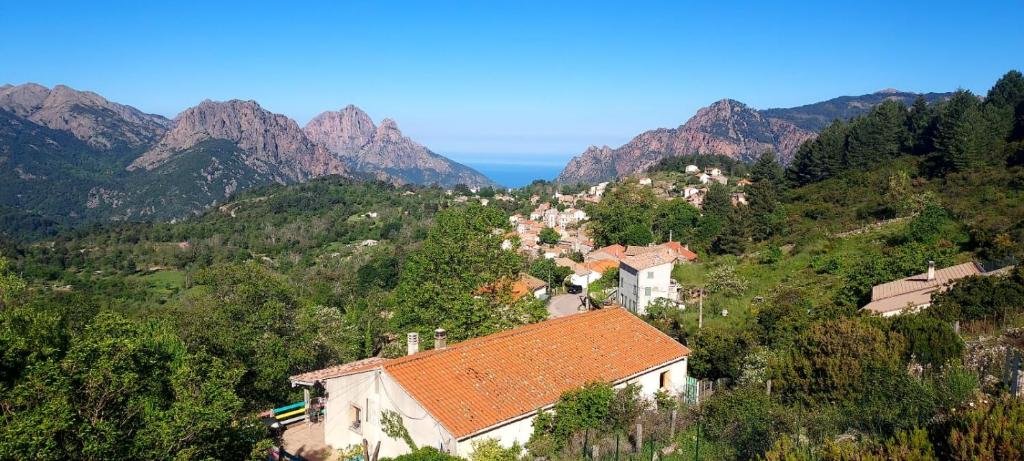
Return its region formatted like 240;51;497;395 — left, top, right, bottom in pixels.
689;325;755;381
539;226;560;245
652;199;700;244
700;387;792;460
906;96;937;154
0;312;263;460
528;258;571;288
392;205;530;342
934;91;992;172
844;100;909;168
751;150;784;185
587;182;656;246
746;180;785;241
0;255;25;309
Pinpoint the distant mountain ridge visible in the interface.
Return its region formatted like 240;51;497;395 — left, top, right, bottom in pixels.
556;90;953;183
0;83;494;226
305;105;495;188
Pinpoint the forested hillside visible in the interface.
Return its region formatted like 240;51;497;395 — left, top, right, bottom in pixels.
1;71;1023;460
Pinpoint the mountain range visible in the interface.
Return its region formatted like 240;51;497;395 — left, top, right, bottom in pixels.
556;90;952;183
0;83;494;225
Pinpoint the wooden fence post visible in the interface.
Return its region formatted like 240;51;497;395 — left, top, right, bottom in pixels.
636;423;643;454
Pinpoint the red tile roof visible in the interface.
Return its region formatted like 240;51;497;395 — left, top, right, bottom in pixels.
292;308;689;439
385;308;689;438
591;244;626;260
660;241;698;261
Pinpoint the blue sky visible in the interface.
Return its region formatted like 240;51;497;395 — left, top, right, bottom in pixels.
2;1;1022;161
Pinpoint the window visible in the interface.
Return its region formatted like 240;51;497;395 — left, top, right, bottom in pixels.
645;287;652;297
647;271;654;279
659;370;671;390
349;404;362;433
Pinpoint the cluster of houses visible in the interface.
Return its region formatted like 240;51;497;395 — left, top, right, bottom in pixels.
634;165;750;209
509;202;593;258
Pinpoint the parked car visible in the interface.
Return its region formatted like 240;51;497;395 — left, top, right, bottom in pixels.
566;284;583;294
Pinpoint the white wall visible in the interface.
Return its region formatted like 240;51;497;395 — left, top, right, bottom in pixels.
322;370;457;459
618;262;674;315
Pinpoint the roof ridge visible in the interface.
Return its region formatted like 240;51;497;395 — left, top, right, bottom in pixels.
384;308;625;369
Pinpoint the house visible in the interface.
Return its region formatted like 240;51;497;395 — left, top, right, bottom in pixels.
862;261;983;317
638;177;653;186
625;242;697;264
731;192;748;206
515;273;549;300
706;167;722;177
289;308;690;458
684;165;700;174
360;239;380;247
736;178;753;187
618;251;679;314
553;257;603;287
697;173;711;184
587;244;627;262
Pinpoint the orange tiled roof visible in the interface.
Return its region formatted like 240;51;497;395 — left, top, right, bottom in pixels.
621;248;677;270
585;259;620;274
591;244;626;260
659;241;698;261
385;308;688;439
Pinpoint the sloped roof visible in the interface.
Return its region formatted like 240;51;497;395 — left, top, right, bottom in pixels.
659;241;698;261
590;244;626;260
863;262;982;314
621;249;676;270
292;308;690;439
384;308;689;439
289;357;388;385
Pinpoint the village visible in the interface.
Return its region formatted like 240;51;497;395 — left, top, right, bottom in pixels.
270;163;1020;461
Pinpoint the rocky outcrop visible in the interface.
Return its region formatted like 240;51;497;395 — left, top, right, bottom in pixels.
129;99;348;182
557;99;816;183
305;106;495;188
0;83;170;149
556;90;953;184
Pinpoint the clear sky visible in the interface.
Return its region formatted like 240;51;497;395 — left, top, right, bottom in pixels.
2;1;1022;161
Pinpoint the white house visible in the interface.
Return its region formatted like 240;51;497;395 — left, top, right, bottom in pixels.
289;309;690;459
618;250;678;315
684;165;700;174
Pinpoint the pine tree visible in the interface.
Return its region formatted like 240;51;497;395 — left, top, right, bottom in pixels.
751;150;784;184
934;91;991;172
906;96;936;154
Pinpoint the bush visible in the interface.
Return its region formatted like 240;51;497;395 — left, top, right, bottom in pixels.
387;447;464;461
468;439;522;461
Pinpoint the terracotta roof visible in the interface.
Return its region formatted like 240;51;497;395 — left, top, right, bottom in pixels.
591;244;626;260
585;259;620;274
289;357;388;385
382;308;689;439
659;241;698;261
863;262;982;314
621;249;676;270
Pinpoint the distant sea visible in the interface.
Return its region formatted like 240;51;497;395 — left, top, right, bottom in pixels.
444;153;570;189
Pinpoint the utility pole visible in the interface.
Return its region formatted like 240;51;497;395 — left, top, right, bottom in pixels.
698;288;704;329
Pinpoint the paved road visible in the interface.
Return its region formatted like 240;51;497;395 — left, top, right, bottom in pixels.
548;293;587;318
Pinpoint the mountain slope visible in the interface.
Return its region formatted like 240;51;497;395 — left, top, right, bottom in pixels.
556;90;953;183
0;83;170;150
761;89;953;132
304;105;495;188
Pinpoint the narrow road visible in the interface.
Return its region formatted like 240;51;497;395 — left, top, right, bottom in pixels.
548;293;587;318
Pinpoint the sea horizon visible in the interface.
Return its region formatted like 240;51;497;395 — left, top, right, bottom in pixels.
443;153;572;188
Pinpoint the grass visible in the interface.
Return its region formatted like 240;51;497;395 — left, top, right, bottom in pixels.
667;221;910;336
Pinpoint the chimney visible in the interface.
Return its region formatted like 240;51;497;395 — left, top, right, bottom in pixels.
927;261;936;281
434;328;447;349
406;332;419;356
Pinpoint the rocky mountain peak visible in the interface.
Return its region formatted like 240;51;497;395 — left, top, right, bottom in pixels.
0;82;170;149
129;98;342;182
374;118;404;143
304;105;376;156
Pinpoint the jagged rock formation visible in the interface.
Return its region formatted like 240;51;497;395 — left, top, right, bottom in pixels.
130;99;347;182
558;99;816;183
0;83;498;225
557;90;952;183
305;106;495;188
0;83;170;149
